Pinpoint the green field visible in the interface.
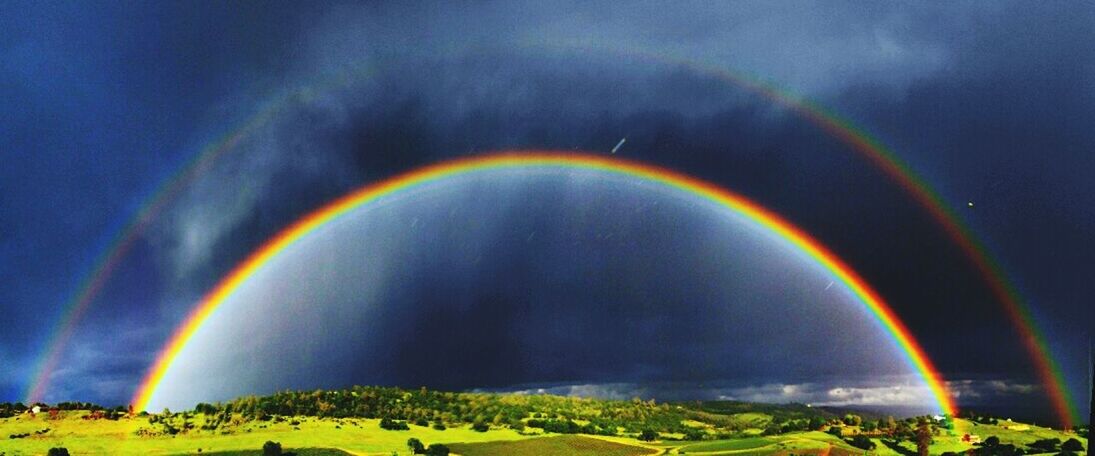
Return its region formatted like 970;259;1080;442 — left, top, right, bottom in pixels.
0;401;1085;456
0;411;529;455
678;435;773;452
447;435;656;456
187;450;352;456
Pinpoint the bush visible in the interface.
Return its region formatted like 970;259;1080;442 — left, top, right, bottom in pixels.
47;449;70;456
1029;437;1060;452
848;435;876;450
407;437;425;454
1061;438;1084;452
425;443;450;456
638;429;659;441
432;421;446;431
472;421;490;432
262;440;282;456
380;417;410;430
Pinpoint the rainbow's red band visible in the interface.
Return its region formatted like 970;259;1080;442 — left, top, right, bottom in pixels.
132;152;957;416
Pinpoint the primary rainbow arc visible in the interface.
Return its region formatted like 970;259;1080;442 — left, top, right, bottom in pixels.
132;151;957;417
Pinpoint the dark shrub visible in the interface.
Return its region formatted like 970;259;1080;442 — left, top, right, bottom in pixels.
848;434;876;450
47;449;70;456
407;437;425;454
380;417;410;430
425;443;450;456
262;440;282;456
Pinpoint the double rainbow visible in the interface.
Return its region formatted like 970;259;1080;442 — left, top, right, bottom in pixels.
27;49;1076;425
132;151;957;416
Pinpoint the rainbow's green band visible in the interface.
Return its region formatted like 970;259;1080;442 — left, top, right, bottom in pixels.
132;151;957;416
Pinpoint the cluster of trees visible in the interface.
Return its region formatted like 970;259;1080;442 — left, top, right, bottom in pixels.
0;401;133;420
198;386;792;437
938;435;1085;456
379;417;410;430
525;418;610;435
0;403;29;418
827;415;951;454
144;409;200;435
135;386;873;440
1028;437;1085;454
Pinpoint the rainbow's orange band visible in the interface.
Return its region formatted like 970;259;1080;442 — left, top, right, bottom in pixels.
132;152;956;415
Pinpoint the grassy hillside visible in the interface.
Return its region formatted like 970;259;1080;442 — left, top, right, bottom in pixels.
0;388;1085;455
447;435;656;456
0;411;528;455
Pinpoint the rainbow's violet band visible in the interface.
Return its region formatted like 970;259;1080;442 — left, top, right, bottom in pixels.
131;152;958;416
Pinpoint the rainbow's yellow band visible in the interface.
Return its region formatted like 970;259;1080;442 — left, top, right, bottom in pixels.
132;151;956;415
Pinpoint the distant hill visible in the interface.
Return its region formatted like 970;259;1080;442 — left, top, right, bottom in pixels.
210;386;847;438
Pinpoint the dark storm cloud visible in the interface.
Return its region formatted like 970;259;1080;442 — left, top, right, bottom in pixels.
2;1;1090;423
0;0;316;395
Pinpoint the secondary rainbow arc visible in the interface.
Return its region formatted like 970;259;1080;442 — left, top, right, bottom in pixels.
132;151;957;417
31;48;1073;426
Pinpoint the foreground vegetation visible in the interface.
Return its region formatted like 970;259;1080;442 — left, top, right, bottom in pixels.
0;387;1086;455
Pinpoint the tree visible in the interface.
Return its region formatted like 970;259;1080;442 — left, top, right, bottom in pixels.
262;440;282;456
843;414;862;426
407;437;425;454
638;429;659;441
915;419;932;456
1061;438;1084;452
47;449;70;456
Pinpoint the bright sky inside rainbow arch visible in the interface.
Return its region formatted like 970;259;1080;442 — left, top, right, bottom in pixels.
135;153;955;416
21;41;1081;425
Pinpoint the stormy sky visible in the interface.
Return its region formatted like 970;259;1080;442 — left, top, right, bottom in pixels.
1;2;1091;424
